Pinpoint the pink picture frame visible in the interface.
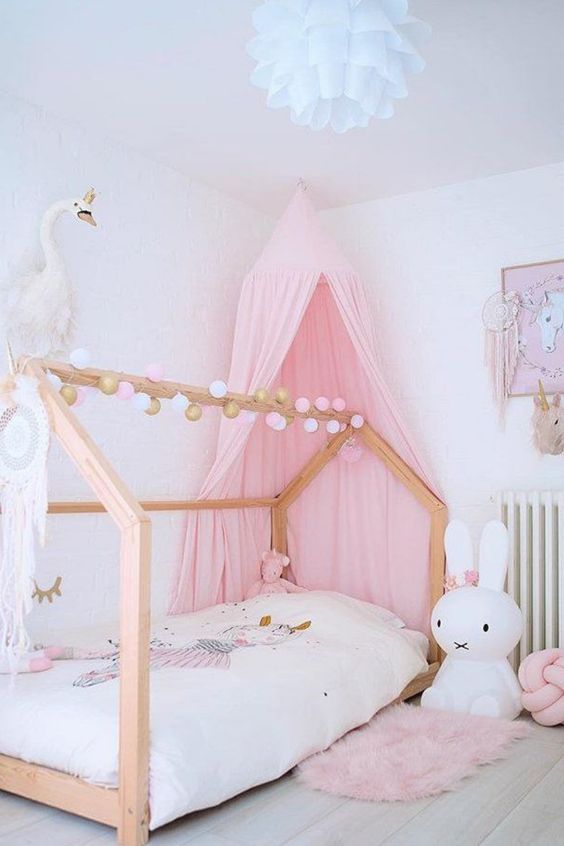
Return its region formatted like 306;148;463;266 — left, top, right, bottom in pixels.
502;258;564;397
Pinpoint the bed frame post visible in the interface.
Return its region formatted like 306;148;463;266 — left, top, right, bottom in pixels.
429;505;447;664
271;506;288;555
118;519;151;846
25;360;153;846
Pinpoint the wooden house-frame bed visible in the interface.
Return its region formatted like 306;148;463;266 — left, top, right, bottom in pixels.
0;358;447;846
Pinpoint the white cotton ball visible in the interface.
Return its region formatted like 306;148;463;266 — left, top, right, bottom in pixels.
69;348;91;370
171;392;189;412
326;420;340;434
273;416;287;431
209;380;227;399
351;414;365;429
132;392;151;412
46;371;62;391
304;417;319;433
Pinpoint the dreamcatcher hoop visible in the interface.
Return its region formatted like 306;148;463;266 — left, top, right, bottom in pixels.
0;374;49;673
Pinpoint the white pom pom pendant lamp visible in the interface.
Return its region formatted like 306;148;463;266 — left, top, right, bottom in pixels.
247;0;430;133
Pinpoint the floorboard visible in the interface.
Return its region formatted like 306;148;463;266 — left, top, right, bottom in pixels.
1;718;564;846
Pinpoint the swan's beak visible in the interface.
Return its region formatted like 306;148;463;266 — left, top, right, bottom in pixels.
77;209;97;227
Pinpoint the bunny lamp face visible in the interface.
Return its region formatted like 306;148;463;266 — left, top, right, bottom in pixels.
432;518;523;661
431;587;522;661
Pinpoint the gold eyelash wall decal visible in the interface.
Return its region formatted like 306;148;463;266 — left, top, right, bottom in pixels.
32;576;63;604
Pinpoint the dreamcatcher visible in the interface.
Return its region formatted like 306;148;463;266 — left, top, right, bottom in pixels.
482;291;520;422
0;370;49;673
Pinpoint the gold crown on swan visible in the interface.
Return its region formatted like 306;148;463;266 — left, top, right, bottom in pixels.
82;187;96;205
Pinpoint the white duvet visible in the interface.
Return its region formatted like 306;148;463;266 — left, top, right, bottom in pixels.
0;591;427;829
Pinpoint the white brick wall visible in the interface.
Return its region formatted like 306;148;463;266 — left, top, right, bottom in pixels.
321;162;564;543
0;94;272;634
3;90;563;636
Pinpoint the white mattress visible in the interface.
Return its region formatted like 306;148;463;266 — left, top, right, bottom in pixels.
0;591;428;829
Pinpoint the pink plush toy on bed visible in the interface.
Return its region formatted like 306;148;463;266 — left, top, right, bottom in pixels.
245;550;306;598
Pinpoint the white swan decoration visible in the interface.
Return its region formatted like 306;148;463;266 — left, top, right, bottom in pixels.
4;188;97;358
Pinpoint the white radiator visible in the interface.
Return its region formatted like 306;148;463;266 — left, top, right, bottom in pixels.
498;491;564;668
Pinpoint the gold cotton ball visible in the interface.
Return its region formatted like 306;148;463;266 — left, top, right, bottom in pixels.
254;388;269;403
223;400;240;419
145;397;161;416
275;387;290;405
284;415;295;426
98;373;119;395
60;385;77;406
185;403;202;422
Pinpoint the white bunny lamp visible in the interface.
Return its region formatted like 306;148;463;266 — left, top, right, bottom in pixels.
421;520;523;720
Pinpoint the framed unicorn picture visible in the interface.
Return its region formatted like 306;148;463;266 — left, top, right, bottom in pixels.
502;258;564;396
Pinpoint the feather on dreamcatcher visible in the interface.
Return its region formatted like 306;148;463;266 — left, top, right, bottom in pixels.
0;372;49;673
482;291;520;423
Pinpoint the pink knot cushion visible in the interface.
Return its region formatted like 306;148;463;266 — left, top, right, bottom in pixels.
518;648;564;726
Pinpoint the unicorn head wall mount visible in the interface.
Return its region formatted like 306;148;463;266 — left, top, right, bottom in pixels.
532;380;564;455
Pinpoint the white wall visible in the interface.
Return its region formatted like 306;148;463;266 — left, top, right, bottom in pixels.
321;163;564;540
0;94;272;634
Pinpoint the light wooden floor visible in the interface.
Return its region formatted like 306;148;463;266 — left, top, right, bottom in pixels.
2;715;564;846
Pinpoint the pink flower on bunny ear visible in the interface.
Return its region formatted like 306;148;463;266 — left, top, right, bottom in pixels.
464;569;479;586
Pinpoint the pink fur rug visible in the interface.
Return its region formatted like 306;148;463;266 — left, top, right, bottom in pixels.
297;703;530;802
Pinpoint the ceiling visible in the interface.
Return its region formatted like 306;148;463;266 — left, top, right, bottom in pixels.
2;0;564;213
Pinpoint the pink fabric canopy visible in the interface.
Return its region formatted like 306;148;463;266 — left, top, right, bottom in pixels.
170;189;440;633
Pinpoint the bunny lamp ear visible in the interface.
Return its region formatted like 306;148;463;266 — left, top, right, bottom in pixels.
444;519;473;578
478;520;509;591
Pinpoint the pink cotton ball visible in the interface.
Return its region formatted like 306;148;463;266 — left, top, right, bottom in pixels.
266;412;281;428
314;396;329;412
146;363;164;382
351;414;365;429
117;381;135;400
73;388;87;407
332;397;346;412
294;397;310;414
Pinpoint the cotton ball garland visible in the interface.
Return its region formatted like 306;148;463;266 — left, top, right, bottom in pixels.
146;363;164;382
73;388;87;408
223;400;240;419
47;371;62;392
266;411;281;428
69;348;91;370
60;385;77;406
294;397;310;414
132;392;151;412
117;381;135;401
209;380;227;399
145;397;161;416
326;420;340;434
304;417;319;433
351;414;365;429
98;374;119;395
332;397;346;412
171;392;189;412
254;388;269;403
185;403;202;422
314;396;329;412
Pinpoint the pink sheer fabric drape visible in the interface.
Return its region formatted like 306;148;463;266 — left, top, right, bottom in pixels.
170;190;439;632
